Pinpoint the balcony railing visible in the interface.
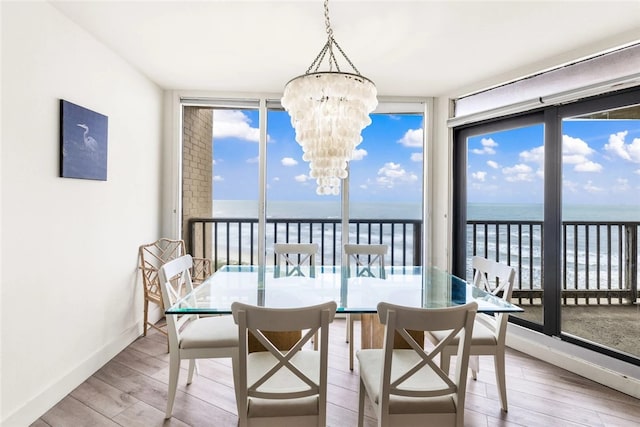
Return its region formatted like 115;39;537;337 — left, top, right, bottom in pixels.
189;217;422;268
189;217;639;305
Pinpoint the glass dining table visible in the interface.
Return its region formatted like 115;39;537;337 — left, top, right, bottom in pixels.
166;264;523;349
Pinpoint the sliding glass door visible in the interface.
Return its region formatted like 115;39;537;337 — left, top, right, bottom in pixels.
559;99;640;360
453;87;640;364
455;115;545;326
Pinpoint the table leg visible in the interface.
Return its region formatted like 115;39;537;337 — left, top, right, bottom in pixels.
360;313;425;349
360;314;384;349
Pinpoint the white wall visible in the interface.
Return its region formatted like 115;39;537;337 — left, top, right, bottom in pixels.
1;2;164;425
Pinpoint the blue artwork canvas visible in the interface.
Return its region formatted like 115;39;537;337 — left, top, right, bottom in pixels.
60;100;108;180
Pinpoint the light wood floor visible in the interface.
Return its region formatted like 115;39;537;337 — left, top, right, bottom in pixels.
33;318;640;427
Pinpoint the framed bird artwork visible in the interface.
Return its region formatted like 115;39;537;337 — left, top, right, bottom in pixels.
60;99;108;180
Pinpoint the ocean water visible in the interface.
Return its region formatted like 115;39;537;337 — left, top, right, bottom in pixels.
213;200;423;220
213;200;640;221
211;200;639;288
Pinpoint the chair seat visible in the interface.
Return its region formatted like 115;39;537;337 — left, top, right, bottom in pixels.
245;350;320;417
179;315;238;350
248;395;319;418
357;349;457;414
428;318;497;346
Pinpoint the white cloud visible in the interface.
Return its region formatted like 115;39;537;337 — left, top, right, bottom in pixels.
471;137;497;155
246;156;259;164
351;148;368;161
376;162;418;188
273;177;280;182
562;134;594;164
502;163;534;182
584;180;603;193
281;157;298;166
574;161;602;172
212;110;261;142
486;160;499;169
563;154;587;164
472;171;487;182
604;131;640;163
294;174;310;182
520;145;544;164
634;169;640;175
410;152;423;162
397;128;423;148
563;135;594;157
564;180;579;193
359;184;368;190
563;134;602;172
213;175;224;182
613;178;630;192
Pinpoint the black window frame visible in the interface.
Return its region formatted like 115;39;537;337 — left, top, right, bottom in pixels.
452;86;640;365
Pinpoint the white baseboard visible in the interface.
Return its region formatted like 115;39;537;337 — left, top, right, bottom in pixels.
1;323;141;427
507;324;640;399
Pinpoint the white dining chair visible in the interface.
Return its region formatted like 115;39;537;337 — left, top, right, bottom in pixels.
357;301;478;427
274;242;319;277
426;255;516;412
231;300;337;427
344;243;388;370
274;242;321;349
158;254;239;419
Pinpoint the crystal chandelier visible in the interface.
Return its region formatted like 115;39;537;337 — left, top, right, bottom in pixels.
281;0;378;195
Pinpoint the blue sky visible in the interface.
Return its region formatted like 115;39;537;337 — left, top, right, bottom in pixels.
211;109;424;202
210;109;640;206
467;119;640;205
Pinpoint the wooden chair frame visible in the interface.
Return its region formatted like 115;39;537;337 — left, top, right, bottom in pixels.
138;238;212;337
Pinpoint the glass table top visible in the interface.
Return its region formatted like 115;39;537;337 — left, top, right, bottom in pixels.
165;265;523;315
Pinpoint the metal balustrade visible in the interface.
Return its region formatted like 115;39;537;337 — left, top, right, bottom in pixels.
188;217;422;268
189;217;639;305
467;220;639;305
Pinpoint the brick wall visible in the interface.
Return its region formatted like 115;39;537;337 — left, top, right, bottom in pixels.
182;107;212;254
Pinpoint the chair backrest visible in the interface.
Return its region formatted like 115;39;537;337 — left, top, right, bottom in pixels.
274;242;319;277
344;243;388;279
471;256;516;342
158;254;198;348
139;238;186;302
472;256;516;299
376;301;478;425
232;301;337;426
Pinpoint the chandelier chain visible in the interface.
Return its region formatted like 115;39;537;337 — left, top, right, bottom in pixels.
304;0;360;76
324;0;333;41
281;0;378;195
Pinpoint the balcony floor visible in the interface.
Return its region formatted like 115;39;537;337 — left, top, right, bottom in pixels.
514;302;640;357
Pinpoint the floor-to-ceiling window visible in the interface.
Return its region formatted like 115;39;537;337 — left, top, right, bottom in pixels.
456;116;545;326
453;87;640;364
264;107;341;265
558;97;640;361
182;98;428;269
347;112;424;266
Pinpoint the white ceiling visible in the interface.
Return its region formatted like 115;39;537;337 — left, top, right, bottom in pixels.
50;0;640;98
